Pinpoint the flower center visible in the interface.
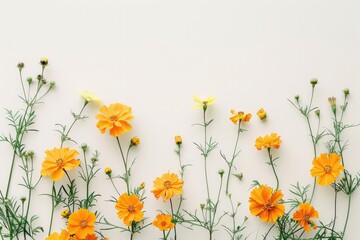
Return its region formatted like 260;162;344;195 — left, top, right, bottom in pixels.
161;221;167;226
324;165;332;173
263;202;273;211
163;181;171;188
202;101;208;105
56;158;63;166
304;214;310;221
80;220;87;228
110;115;118;121
127;206;135;213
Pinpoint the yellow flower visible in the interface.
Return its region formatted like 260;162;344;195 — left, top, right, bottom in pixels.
152;213;175;231
46;230;70;240
80;90;101;105
40;148;80;181
255;133;282;150
115;193;144;226
310;153;344;186
151;172;184;202
67;209;96;239
293;203;319;232
61;209;70;218
193;96;216;109
84;234;98;240
229;110;251;124
104;167;112;175
174;135;182;145
130;136;140;146
257;108;267;120
40;58;48;66
96;103;134;137
249;185;285;223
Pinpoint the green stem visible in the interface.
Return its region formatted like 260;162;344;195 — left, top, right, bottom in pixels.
225;122;241;195
267;149;279;190
170;199;177;240
342;194;351;237
83;149;90;206
332;185;338;234
48;182;56;235
163;230;166;240
116;137;130;194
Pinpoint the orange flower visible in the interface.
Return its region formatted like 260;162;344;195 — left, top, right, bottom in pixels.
96;103;133;137
115;193;144;226
152;213;175;231
151;172;184;202
46;230;70;240
85;234;98;240
257;108;267;120
41;148;80;181
293;203;319;232
310;153;344;186
255;133;282;150
229;110;252;124
249;185;285;223
67;209;96;239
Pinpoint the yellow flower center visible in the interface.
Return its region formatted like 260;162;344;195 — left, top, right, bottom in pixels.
127;206;135;213
80;220;87;228
202;101;208;106
263;202;273;211
324;165;332;173
304;214;310;221
163;181;171;188
56;158;63;166
110;115;118;121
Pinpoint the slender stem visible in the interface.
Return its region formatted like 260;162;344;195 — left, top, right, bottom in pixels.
342;194;351;237
225;122;241;194
163;231;166;240
229;198;236;240
169;199;177;240
48;182;56;235
83;149;90;204
110;177;120;195
332;185;338;234
116;137;130;194
267;149;279;190
5;152;17;198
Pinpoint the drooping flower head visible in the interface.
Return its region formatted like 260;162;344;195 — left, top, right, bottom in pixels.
193;96;216;110
67;209;96;239
115;193;144;226
257;108;267;120
249;185;285;223
293;203;319;232
96;103;134;137
80;90;101;105
46;230;70;240
310;153;344;186
255;133;282;150
151;172;184;202
152;213;175;231
229;110;252;125
41;147;80;181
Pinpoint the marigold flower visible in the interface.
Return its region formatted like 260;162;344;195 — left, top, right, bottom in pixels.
80;90;101;105
257;108;267;120
46;230;70;240
310;153;344;186
174;135;182;145
193;96;216;110
151;172;184;202
229;110;251;124
115;193;144;226
255;133;282;150
40;148;80;181
130;136;140;146
96;103;134;137
293;203;319;232
67;209;96;239
249;185;285;223
61;209;70;218
152;213;175;231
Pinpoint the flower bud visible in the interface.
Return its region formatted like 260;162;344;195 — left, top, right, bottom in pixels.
294;95;300;102
91;156;98;163
328;97;337;114
310;78;318;87
315;109;320;117
61;209;70;218
41;79;47;85
139;182;145;189
343;88;350;97
40;58;48;66
174;135;182;145
20;196;26;203
81;143;88;151
37;74;42;81
104;167;112;175
218;169;225;177
130;136;140;146
27;77;33;84
257;108;267;120
17;62;24;69
200;204;205;210
233;173;243;180
50;81;56;89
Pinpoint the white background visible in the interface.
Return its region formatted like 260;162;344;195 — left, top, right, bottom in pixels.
1;0;360;239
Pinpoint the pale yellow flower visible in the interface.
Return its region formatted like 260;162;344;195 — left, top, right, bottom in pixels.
80;90;101;105
193;96;216;109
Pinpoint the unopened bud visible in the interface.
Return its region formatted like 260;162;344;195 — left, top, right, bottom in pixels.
218;169;225;177
27;77;33;84
50;81;56;89
40;58;48;66
200;204;205;210
81;143;88;151
310;78;318;87
17;62;24;69
343;88;350;97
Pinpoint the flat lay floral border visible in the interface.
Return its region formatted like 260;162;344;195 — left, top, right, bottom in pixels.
0;59;359;240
